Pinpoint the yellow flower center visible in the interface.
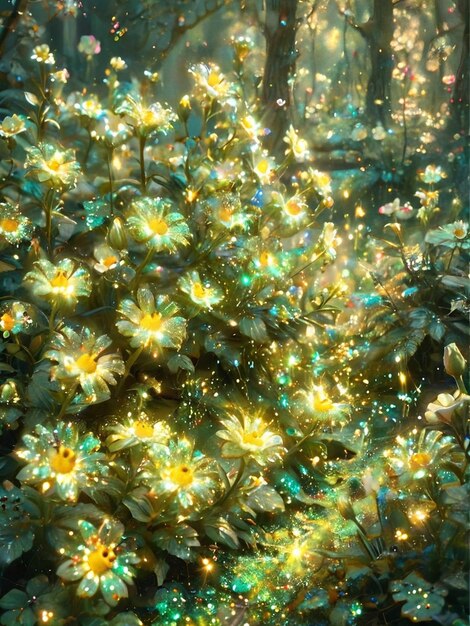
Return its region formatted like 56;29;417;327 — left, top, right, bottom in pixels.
192;282;207;300
87;545;116;575
102;255;118;268
50;270;70;290
453;227;466;239
409;452;432;469
75;353;97;374
285;199;303;216
242;431;264;447
50;446;76;474
133;421;154;438
259;251;270;267
148;218;169;236
169;464;194;487
207;71;221;88
0;218;19;233
0;312;15;331
47;157;63;171
218;207;233;223
141;109;158;127
256;159;269;174
312;395;334;412
140;312;163;332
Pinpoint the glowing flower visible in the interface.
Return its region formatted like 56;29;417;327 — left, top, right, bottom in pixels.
147;439;223;511
319;222;339;259
127;197;190;252
415;189;439;207
252;152;276;184
25;143;81;190
272;192;308;222
216;413;284;465
209;192;250;230
297;385;348;424
372;125;387;140
106;412;171;452
0;203;33;244
24;258;91;306
117;288;187;350
74;96;104;119
115;95;176;137
240;115;264;142
385;430;460;486
45;327;124;402
284;125;310;162
420;164;446;184
31;44;55;64
110;56;127;71
57;519;138;606
16;423;105;501
0;114;27;137
189;63;230;100
378;198;414;220
425;392;470;425
78;35;101;57
93;243;122;273
307;168;332;197
0;301;36;338
351;124;368;141
425;221;470;249
178;271;223;310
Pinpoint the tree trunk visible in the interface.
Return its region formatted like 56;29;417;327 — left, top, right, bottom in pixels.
451;0;469;132
365;0;394;126
261;0;298;153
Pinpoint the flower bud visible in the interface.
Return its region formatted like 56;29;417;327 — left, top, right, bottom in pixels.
178;95;191;122
443;343;466;378
107;217;127;250
0;380;19;403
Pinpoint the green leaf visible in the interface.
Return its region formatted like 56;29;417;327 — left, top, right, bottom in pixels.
154;558;170;586
246;485;285;513
204;518;240;548
391;572;447;622
167;353;195;374
109;613;143;626
239;316;269;342
0;589;28;610
153;524;200;560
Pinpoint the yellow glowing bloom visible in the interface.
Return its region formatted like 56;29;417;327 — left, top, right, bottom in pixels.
31;43;55;64
217;413;284;465
0;114;27;137
24;258;91;306
26;143;81;190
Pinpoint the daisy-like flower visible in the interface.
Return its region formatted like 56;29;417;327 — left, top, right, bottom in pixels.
239;115;264;143
252;152;276;185
0;114;27;137
420;164;446;184
384;429;461;487
117;288;187;351
272;191;308;222
378;198;414;220
93;243;122;273
16;423;105;501
74;95;104;120
127;197;190;252
56;519;139;606
415;189;439;207
178;271;223;310
319;222;339;260
372;124;387;140
296;385;348;424
106;412;171;452
0;203;33;244
31;43;55;64
24;258;91;306
147;438;223;511
25;143;81;190
189;62;230;101
283;125;310;162
425;220;470;249
216;413;285;466
209;192;250;230
110;56;127;71
307;168;332;197
115;95;176;137
45;327;124;403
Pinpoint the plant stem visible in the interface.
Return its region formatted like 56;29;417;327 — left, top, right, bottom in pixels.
107;148;115;215
56;383;79;421
44;188;56;256
131;246;155;291
117;345;145;394
48;302;58;332
218;458;246;506
139;135;147;192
